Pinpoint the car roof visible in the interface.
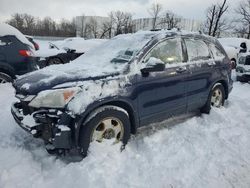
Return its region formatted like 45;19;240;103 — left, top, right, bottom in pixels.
0;23;34;49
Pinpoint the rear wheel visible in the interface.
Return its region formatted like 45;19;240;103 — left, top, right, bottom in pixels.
79;106;131;157
231;59;236;69
47;57;62;66
0;72;13;84
201;83;225;114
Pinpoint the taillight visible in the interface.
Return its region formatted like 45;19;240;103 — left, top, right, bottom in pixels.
34;43;39;50
19;50;33;57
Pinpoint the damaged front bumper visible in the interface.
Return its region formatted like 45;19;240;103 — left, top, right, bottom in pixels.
11;102;74;150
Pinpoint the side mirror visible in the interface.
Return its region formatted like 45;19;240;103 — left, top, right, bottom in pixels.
141;60;165;76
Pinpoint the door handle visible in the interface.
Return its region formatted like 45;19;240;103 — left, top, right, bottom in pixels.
176;67;187;73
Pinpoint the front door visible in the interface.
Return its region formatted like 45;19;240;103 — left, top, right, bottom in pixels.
136;37;189;126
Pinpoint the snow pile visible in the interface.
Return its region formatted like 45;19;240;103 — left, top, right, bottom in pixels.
1;73;250;187
34;38;107;58
218;37;250;49
58;38;107;53
34;41;65;58
0;23;34;49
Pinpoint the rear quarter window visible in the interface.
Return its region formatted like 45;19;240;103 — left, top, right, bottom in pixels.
184;38;212;61
209;43;226;60
0;37;11;46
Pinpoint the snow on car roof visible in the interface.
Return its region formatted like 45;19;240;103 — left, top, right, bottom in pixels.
0;23;34;49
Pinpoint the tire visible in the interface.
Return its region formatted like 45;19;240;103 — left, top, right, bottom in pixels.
231;59;236;69
200;83;225;114
0;72;13;84
79;106;131;157
47;57;62;66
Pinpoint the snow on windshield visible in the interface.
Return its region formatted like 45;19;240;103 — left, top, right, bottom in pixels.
0;23;34;49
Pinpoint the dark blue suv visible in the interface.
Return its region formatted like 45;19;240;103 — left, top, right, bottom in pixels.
11;30;233;156
0;24;38;83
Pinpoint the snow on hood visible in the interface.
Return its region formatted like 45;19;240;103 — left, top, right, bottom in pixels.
0;23;34;50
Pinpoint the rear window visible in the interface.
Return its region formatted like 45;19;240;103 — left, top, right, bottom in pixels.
0;37;11;46
184;38;211;61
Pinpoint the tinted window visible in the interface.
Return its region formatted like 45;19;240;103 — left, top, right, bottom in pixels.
209;43;225;59
185;39;211;61
0;37;10;46
146;38;183;64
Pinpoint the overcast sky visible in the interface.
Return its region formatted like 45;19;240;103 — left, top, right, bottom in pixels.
0;0;236;22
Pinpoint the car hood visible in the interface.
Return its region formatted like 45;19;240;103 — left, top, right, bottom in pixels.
13;69;120;95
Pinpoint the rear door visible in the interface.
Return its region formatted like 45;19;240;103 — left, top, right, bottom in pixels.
183;37;217;111
136;37;189;125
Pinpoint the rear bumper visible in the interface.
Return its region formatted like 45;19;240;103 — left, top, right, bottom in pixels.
11;102;73;149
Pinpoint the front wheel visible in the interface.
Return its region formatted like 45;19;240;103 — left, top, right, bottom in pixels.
79;106;131;157
47;57;62;66
201;83;225;114
0;72;13;84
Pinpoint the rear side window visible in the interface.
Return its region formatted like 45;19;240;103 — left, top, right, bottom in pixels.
184;38;211;61
0;37;11;46
209;43;225;59
0;37;11;47
145;38;183;64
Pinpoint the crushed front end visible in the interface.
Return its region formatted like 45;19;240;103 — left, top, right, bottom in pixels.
11;94;74;151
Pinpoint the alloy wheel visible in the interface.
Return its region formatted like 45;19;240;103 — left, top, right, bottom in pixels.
91;117;124;143
211;88;223;107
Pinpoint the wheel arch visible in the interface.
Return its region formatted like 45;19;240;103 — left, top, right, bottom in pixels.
216;80;229;99
47;56;63;65
75;99;139;146
0;64;16;79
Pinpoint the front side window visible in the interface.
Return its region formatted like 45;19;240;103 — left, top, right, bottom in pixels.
185;38;211;61
145;38;183;65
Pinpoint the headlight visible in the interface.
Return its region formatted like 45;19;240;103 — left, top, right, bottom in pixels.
29;87;80;108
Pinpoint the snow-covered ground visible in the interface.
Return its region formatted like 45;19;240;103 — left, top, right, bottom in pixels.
0;73;250;188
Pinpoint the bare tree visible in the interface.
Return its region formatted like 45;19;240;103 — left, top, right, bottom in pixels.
86;17;99;38
236;0;250;38
78;14;86;37
159;11;181;29
7;13;25;32
148;3;163;30
100;11;134;38
204;0;229;37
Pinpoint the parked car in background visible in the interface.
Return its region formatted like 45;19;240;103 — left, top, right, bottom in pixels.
0;23;38;83
236;53;250;82
218;38;250;69
35;38;107;67
11;30;233;157
25;35;39;51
